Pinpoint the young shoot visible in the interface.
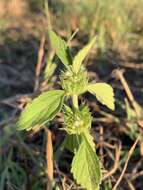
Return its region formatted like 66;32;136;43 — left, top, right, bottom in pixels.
16;30;115;190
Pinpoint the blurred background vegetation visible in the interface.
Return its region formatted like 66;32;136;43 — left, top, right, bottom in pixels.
1;0;143;189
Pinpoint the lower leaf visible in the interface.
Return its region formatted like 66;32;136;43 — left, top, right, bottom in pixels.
64;134;82;153
71;139;102;190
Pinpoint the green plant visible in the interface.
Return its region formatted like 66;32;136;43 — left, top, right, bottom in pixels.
16;30;115;190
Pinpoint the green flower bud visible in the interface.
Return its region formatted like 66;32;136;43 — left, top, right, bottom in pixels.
60;66;88;95
64;104;92;135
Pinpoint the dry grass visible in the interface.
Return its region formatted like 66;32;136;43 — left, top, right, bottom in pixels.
0;0;28;18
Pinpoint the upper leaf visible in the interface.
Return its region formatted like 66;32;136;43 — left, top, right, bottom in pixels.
87;83;115;110
72;36;96;74
49;30;72;68
71;138;102;190
16;90;65;130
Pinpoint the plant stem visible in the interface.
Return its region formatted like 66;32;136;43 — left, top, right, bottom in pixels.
67;28;79;45
45;0;52;31
72;94;79;109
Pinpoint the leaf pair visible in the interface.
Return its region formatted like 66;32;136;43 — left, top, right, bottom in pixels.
50;30;96;74
16;82;114;131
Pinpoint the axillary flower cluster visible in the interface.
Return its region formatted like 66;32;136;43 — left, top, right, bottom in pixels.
60;66;88;96
64;103;91;135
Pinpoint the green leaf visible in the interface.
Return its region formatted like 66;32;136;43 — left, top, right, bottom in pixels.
87;83;115;110
49;30;72;68
71;138;102;190
64;132;95;154
16;90;65;130
72;36;96;73
64;134;82;153
64;126;95;155
83;131;95;151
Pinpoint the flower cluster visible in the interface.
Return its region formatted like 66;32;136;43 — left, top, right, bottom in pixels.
60;66;88;95
64;104;92;134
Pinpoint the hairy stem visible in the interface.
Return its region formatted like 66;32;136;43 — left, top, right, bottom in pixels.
72;94;78;109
